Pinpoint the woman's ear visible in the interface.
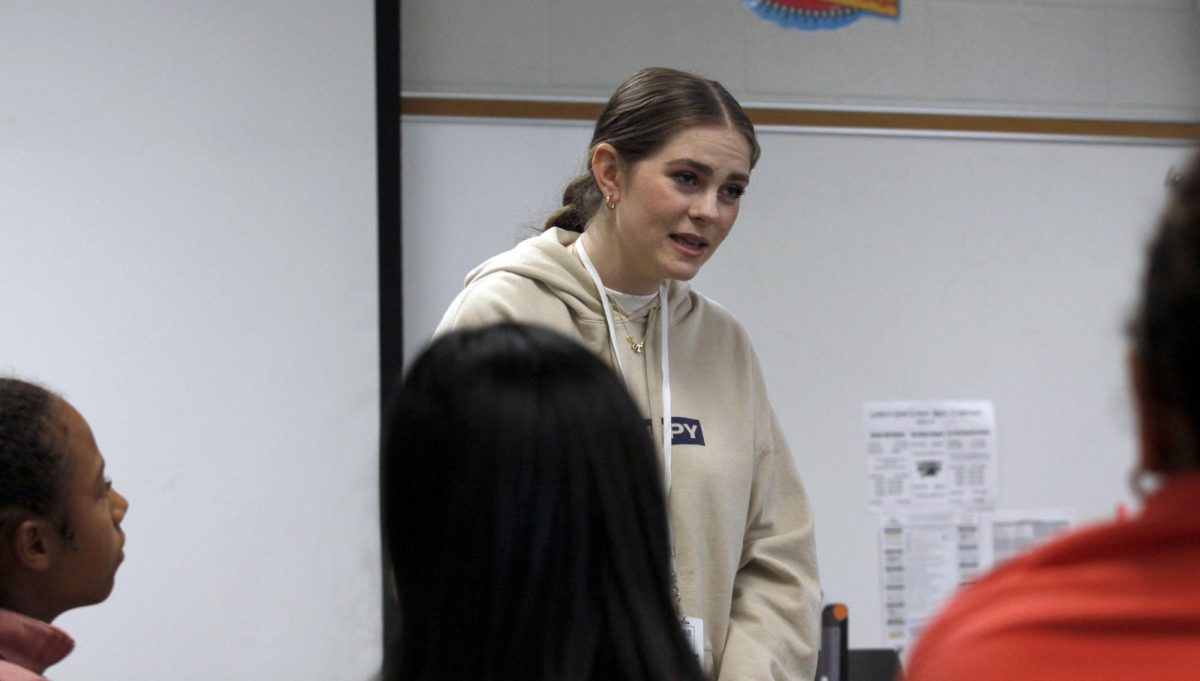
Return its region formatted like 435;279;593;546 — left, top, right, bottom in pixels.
590;143;622;203
11;518;53;572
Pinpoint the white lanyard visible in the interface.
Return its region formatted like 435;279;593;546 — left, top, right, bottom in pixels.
576;237;673;495
577;238;698;643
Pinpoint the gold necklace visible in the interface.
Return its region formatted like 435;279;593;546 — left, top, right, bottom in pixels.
614;309;651;353
621;317;649;353
609;294;657;354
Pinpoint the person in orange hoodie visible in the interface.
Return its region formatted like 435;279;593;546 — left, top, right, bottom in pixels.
904;151;1200;681
0;379;129;680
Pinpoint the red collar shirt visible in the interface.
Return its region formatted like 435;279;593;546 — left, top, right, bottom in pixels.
905;473;1200;681
0;609;73;681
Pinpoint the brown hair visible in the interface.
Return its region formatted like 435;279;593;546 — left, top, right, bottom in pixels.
1129;151;1200;471
544;67;760;233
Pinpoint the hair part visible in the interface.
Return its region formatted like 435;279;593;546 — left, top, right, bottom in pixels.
545;66;760;233
1129;151;1200;471
0;378;73;542
382;323;704;681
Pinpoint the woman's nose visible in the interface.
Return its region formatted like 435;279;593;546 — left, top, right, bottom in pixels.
689;191;720;222
110;487;129;524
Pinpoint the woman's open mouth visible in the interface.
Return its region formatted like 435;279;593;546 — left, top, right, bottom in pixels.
670;233;708;256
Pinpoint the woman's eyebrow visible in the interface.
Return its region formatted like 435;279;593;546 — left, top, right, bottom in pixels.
668;158;750;184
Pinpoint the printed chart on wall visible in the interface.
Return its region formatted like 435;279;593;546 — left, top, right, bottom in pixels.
864;400;1074;652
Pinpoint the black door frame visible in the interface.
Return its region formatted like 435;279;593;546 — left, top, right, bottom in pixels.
375;0;402;665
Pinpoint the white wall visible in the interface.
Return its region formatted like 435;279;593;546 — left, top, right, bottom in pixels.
402;115;1197;649
1;4;381;679
402;0;1200;122
400;0;1200;662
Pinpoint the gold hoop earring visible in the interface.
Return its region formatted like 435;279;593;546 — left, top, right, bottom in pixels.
606;194;617;210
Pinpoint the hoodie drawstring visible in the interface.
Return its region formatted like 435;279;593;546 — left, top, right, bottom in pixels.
575;237;673;495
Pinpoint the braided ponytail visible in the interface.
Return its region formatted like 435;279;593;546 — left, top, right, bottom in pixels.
543;170;602;233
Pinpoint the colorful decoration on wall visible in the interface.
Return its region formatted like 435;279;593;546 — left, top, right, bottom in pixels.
741;0;899;31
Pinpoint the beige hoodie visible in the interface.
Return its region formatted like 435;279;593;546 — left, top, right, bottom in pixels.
437;227;821;680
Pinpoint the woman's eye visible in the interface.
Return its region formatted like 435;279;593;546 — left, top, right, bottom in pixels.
722;185;747;200
104;476;113;492
674;171;699;186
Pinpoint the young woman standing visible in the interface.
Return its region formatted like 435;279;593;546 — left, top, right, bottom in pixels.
437;67;820;680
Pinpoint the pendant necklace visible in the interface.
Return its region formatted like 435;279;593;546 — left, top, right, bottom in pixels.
615;302;654;353
627;327;648;353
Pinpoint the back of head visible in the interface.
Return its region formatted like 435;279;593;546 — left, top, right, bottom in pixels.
382;323;704;681
0;378;68;540
1130;152;1200;472
546;66;761;233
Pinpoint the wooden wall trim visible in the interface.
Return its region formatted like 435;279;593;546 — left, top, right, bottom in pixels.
402;96;1200;141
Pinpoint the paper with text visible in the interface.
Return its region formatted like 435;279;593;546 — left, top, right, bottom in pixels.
865;400;998;511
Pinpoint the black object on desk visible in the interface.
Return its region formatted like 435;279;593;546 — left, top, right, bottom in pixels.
813;603;904;681
815;603;848;681
848;648;903;681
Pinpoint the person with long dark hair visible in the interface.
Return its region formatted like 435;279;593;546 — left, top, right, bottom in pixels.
382;323;707;681
905;151;1200;680
436;66;820;680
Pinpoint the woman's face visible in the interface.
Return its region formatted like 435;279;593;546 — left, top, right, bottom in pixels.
602;124;752;294
47;399;129;614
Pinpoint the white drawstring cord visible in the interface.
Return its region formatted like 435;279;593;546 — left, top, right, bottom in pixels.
576;237;672;495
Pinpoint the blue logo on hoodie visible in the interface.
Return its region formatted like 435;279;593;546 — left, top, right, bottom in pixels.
670;417;705;446
644;417;706;446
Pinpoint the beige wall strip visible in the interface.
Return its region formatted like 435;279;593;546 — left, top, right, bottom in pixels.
402;97;1200;141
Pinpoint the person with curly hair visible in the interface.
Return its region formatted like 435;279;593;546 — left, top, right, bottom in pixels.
0;378;129;680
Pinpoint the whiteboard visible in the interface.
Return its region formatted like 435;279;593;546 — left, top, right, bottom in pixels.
401;116;1196;648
